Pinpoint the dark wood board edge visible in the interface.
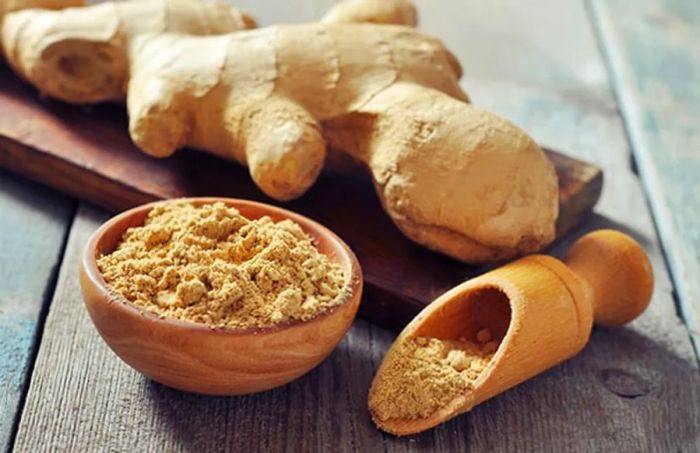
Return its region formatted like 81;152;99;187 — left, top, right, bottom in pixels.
549;149;604;237
0;137;158;211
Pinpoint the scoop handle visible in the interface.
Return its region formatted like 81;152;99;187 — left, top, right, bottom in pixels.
564;229;654;326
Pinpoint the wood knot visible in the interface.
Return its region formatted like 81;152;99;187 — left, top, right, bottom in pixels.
600;368;651;398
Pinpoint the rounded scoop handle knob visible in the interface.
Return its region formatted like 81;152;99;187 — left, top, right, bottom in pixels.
565;229;654;326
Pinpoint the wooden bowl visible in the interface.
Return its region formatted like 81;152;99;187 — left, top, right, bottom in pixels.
80;197;363;395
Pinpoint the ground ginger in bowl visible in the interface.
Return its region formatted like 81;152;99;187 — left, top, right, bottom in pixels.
96;201;347;328
81;198;362;395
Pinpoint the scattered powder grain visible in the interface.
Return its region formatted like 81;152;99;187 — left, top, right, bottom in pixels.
97;202;347;328
369;329;498;421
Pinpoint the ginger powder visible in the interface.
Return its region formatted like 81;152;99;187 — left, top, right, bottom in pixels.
369;329;498;421
97;202;347;328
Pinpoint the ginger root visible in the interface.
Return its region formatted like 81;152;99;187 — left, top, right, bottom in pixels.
3;0;559;262
0;0;83;21
0;0;84;57
126;24;558;262
322;0;417;26
1;0;413;104
1;0;255;103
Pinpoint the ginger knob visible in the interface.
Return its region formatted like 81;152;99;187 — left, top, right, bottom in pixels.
565;229;654;327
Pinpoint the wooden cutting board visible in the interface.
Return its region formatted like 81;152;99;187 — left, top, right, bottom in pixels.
0;64;602;330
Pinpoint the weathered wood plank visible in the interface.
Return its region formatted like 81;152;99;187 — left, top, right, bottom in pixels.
589;0;700;353
0;171;73;451
12;197;700;452
12;0;700;451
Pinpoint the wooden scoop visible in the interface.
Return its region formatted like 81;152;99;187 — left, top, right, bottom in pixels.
369;229;654;435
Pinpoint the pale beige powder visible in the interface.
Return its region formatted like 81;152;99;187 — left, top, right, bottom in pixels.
97;201;347;328
369;330;498;421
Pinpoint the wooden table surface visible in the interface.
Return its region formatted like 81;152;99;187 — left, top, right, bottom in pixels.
1;0;699;451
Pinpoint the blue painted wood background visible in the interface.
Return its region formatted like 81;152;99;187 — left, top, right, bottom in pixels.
0;172;73;449
590;0;700;352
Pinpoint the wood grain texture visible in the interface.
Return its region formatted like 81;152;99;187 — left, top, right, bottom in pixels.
0;61;602;331
11;0;700;451
0;171;73;451
589;0;700;353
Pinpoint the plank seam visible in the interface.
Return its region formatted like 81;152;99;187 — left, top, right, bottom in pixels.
585;0;700;362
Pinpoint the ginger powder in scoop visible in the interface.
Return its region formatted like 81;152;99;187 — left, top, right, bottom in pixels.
97;201;347;328
369;330;498;421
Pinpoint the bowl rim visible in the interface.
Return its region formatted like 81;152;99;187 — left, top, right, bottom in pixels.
81;197;363;336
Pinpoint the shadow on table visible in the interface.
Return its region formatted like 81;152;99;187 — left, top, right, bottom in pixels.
142;320;389;451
